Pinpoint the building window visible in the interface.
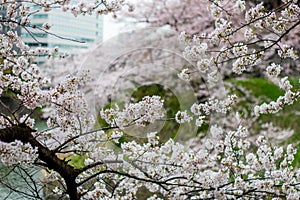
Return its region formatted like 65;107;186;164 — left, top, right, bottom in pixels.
32;14;48;19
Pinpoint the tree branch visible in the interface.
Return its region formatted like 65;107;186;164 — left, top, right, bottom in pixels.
0;124;81;200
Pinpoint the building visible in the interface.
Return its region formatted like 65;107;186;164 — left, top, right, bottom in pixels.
21;5;103;63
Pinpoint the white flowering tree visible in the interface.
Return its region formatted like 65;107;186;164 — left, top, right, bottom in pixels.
1;0;300;200
121;0;214;34
123;0;300;76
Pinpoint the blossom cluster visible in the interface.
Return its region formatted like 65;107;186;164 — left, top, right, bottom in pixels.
254;77;300;116
0;140;38;166
79;125;300;199
174;94;238;126
177;68;191;81
100;96;165;127
45;71;92;133
266;63;282;77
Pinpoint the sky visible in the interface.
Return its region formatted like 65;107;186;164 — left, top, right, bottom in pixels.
103;9;147;41
103;15;124;41
102;0;140;40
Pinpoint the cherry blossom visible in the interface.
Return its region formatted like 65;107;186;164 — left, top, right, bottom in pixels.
0;0;300;199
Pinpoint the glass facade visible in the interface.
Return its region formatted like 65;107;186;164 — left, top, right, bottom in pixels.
21;7;103;62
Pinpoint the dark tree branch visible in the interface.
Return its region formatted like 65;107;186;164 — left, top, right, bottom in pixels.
0;124;81;200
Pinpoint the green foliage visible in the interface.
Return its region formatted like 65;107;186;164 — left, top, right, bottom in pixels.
229;78;284;100
66;155;87;169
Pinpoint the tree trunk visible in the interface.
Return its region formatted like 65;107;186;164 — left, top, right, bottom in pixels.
66;177;80;200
